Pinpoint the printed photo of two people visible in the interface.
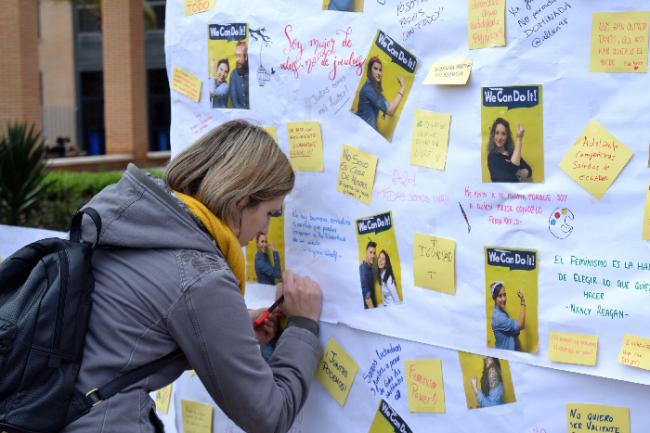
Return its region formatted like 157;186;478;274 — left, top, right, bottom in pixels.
356;212;403;309
208;23;250;110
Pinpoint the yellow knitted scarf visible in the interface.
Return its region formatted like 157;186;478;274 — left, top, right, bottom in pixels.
175;191;245;294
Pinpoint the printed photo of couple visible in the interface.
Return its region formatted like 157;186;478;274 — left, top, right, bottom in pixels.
207;23;250;109
356;212;403;309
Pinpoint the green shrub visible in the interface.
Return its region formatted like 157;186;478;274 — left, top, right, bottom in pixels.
15;169;162;231
0;122;50;225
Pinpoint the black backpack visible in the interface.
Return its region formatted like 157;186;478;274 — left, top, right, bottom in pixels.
0;208;182;433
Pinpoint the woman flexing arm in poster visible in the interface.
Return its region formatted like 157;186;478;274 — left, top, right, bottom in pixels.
471;357;504;408
490;281;526;351
355;57;405;131
487;117;532;182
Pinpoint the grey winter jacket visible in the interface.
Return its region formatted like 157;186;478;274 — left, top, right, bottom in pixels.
62;164;322;433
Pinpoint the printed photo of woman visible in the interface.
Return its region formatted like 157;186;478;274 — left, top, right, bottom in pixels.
471;357;504;408
210;58;230;109
459;351;516;409
355;56;405;132
487;117;532;182
490;281;526;351
322;0;364;12
377;250;401;306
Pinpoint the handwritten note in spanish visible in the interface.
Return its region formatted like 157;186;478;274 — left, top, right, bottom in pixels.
184;0;215;16
566;403;630;433
590;12;650;73
413;233;455;295
423;59;473;85
181;400;213;433
288;122;324;172
316;337;359;406
337;144;378;204
404;359;445;413
410;110;451;170
171;66;202;102
155;384;172;415
559;120;633;200
548;332;598;366
617;333;650;371
468;0;505;49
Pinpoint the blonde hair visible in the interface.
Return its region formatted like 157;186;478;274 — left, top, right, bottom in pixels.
164;120;294;230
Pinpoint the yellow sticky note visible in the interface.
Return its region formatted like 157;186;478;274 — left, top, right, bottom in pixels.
468;0;505;49
181;400;213;433
590;12;650;73
423;59;473;85
287;122;324;171
155;384;172;415
336;144;378;204
559;120;633;200
184;0;215;16
643;184;650;240
171;66;202;103
404;359;445;413
413;233;455;295
548;332;598;366
566;403;630;433
411;110;451;170
367;400;413;433
618;333;650;371
264;126;278;143
316;337;359;406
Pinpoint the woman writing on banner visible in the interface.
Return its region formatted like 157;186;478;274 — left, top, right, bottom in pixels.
64;120;323;433
471;356;505;408
486;117;532;182
355;56;405;132
490;281;526;351
377;250;401;306
210;58;230;108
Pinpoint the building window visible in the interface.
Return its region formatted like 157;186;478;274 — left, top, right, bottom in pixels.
146;1;166;31
77;5;102;34
80;71;105;155
148;69;170;151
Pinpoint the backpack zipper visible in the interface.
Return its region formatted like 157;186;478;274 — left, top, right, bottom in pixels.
52;250;69;356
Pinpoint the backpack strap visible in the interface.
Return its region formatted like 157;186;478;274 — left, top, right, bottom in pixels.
69;207;102;247
66;349;184;424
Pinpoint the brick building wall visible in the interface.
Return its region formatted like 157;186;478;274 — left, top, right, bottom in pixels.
0;1;41;131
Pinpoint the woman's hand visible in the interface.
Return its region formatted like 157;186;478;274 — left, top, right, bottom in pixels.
280;270;323;322
517;289;526;305
397;76;405;93
471;376;479;392
516;124;525;139
249;307;281;344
